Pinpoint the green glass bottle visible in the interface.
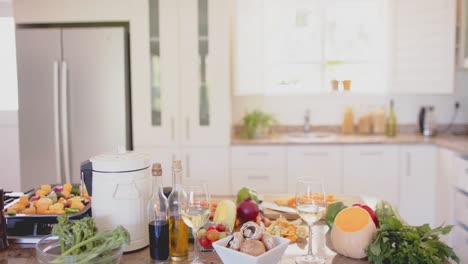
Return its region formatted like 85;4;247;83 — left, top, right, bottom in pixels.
386;100;397;137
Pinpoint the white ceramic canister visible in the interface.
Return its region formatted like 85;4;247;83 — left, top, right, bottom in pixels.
89;150;151;252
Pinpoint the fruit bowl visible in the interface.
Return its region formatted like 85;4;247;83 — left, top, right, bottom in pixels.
36;235;125;264
196;221;232;252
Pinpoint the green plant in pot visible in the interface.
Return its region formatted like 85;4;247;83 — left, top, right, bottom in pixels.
241;110;275;139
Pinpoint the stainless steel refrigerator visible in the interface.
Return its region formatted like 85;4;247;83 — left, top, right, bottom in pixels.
16;26;131;190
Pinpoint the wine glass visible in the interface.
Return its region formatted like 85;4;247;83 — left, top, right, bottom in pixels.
181;184;211;263
295;177;326;264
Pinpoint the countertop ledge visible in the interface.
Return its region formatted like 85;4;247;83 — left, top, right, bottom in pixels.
231;133;468;155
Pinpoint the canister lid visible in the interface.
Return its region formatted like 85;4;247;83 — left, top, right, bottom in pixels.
90;148;150;172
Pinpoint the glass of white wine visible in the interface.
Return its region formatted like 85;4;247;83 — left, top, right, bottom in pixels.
181;184;211;263
295;177;326;264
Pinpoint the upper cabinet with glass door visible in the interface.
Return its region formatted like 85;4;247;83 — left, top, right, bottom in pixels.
134;0;230;148
134;0;180;148
179;0;231;146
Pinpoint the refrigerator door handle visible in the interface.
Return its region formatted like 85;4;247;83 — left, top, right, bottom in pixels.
60;60;72;183
53;60;62;183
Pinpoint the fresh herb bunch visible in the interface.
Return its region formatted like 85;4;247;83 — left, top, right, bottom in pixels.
366;201;459;264
241;110;275;139
51;215;130;264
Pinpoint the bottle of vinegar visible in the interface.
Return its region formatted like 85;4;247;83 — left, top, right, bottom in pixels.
167;160;189;261
147;163;169;261
386;100;398;137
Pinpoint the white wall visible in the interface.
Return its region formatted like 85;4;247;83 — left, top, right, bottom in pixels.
0;111;20;191
232;70;468;126
0;0;20;191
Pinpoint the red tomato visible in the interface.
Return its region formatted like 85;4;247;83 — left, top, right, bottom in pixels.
199;237;212;248
207;226;217;231
206;229;220;241
215;223;227;232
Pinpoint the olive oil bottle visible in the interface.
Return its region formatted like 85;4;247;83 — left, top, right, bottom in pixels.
167;160;189;261
386;100;398;137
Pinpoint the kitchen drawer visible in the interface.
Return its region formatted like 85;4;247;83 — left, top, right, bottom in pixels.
453;225;468;264
231;146;286;169
231;168;286;194
287;146;342;194
454;156;468;192
454;189;468;227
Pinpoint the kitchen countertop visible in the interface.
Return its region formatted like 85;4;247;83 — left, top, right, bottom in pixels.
232;133;468;154
0;222;368;264
1;195;368;264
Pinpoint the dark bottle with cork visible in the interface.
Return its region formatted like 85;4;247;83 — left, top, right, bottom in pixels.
147;164;169;261
0;189;9;250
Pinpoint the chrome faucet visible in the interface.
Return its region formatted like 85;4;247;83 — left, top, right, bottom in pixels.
304;109;310;133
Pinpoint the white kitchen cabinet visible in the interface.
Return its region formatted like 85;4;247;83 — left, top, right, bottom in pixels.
342;145;400;206
134;147;181;187
437;148;457;243
391;0;456;94
231;146;286;194
453;225;468;264
454;154;468;192
454;190;468;229
181;147;230;195
457;0;468;69
134;0;231;148
231;168;287;195
136;146;230;195
179;0;231;146
135;0;181;147
287;146;342;195
399;145;437;226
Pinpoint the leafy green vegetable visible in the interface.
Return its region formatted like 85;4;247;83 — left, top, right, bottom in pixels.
64;208;80;214
366;201;459;264
325;201;346;229
51;215;130;264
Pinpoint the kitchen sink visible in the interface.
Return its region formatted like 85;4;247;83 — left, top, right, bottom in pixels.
287;132;335;139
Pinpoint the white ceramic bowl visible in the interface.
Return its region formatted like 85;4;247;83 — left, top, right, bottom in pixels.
213;235;290;264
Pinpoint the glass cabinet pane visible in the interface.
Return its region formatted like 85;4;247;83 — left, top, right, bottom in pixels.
149;0;162;126
198;0;210;126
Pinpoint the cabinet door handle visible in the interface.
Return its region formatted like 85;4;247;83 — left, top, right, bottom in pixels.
247;175;269;180
406;153;411;177
302;152;328;157
247;152;269;156
171;117;175;141
186;154;190;178
186;117;190;141
60;60;72;184
52;60;62;183
465;168;468;174
360;151;383;156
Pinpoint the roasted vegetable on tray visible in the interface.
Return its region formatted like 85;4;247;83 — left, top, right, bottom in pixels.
5;184;90;216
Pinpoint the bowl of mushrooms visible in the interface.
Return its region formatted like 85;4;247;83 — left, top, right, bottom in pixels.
212;221;290;264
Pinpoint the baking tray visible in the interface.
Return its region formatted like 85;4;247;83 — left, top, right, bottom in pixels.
4;184;91;239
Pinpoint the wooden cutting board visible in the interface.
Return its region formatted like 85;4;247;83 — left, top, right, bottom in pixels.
212;194;364;221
